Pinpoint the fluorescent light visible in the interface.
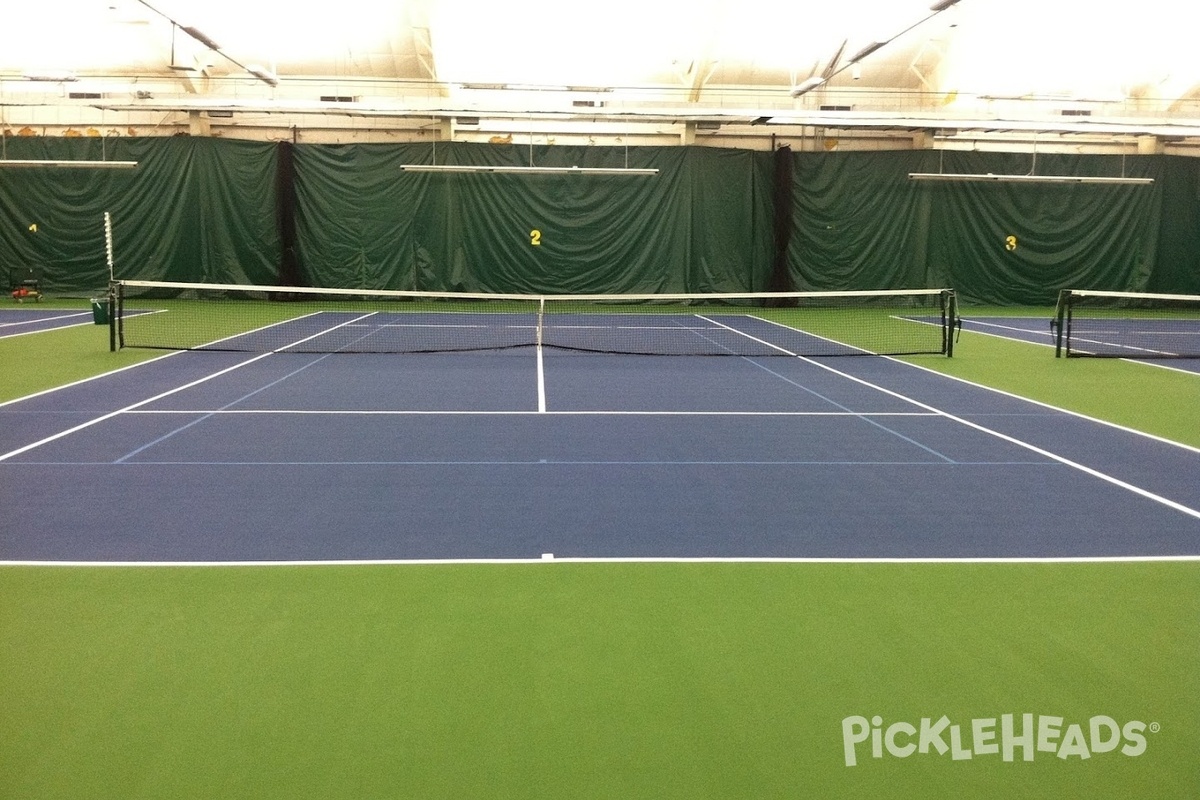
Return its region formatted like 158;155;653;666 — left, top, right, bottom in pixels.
788;0;961;97
790;76;826;97
848;42;886;64
908;173;1154;185
399;165;659;176
246;64;279;87
23;71;78;82
179;26;220;51
504;84;571;92
0;160;139;169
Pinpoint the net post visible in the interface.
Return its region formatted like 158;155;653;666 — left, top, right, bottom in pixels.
943;289;957;357
108;280;121;352
1052;289;1070;358
536;296;545;348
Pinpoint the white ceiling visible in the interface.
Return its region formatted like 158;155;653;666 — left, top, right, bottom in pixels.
3;0;1200;145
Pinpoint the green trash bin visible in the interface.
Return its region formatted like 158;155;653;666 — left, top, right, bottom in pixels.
91;298;109;325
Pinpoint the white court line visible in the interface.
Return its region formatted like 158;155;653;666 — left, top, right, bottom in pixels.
0;310;404;462
536;343;546;413
1131;359;1200;377
5;309;1198;526
0;322;96;340
956;317;1200;373
0;310;91;328
965;318;1054;337
697;314;957;462
0;350;181;409
956;322;1057;350
0;314;97;339
748;316;1200;522
120;409;940;416
893;355;1200;456
0;352;275;462
2;555;1198;567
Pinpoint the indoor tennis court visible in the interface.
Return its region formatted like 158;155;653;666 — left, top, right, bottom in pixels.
4;2;1200;797
3;305;1198;798
3;313;1198;562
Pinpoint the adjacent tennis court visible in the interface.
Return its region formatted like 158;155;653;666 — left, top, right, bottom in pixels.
0;307;97;337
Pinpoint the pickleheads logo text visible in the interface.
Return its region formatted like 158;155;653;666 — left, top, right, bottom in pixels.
842;714;1157;767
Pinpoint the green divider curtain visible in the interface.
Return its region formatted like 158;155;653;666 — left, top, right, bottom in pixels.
4;136;1198;303
920;151;1164;305
291;142;775;294
0;136;279;294
787;148;1170;305
1150;155;1200;295
788;150;936;293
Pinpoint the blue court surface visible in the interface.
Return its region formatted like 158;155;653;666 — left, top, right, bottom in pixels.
960;314;1200;374
0;307;97;337
2;340;1198;563
959;315;1057;348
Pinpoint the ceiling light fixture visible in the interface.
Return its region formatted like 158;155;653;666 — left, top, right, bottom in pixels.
909;136;1153;185
134;1;280;87
246;65;279;87
0;160;139;169
23;71;78;82
178;25;220;51
398;165;659;176
908;172;1153;185
847;42;886;64
789;76;827;98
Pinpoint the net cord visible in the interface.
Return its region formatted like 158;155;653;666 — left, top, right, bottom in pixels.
1061;288;1200;303
112;278;947;306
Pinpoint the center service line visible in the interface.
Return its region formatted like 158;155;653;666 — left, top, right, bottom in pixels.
536;342;547;413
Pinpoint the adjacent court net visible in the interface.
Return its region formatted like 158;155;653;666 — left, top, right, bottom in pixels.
111;280;957;357
1053;289;1200;358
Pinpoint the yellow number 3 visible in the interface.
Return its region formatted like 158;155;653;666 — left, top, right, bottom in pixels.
530;229;542;246
1005;235;1018;252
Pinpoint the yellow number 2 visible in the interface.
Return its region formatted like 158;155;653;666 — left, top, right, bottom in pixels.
530;229;542;246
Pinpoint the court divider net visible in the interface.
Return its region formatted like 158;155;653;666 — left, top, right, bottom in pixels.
110;280;958;357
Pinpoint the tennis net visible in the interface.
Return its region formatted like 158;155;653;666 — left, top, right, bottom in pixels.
110;280;958;357
1053;289;1200;358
